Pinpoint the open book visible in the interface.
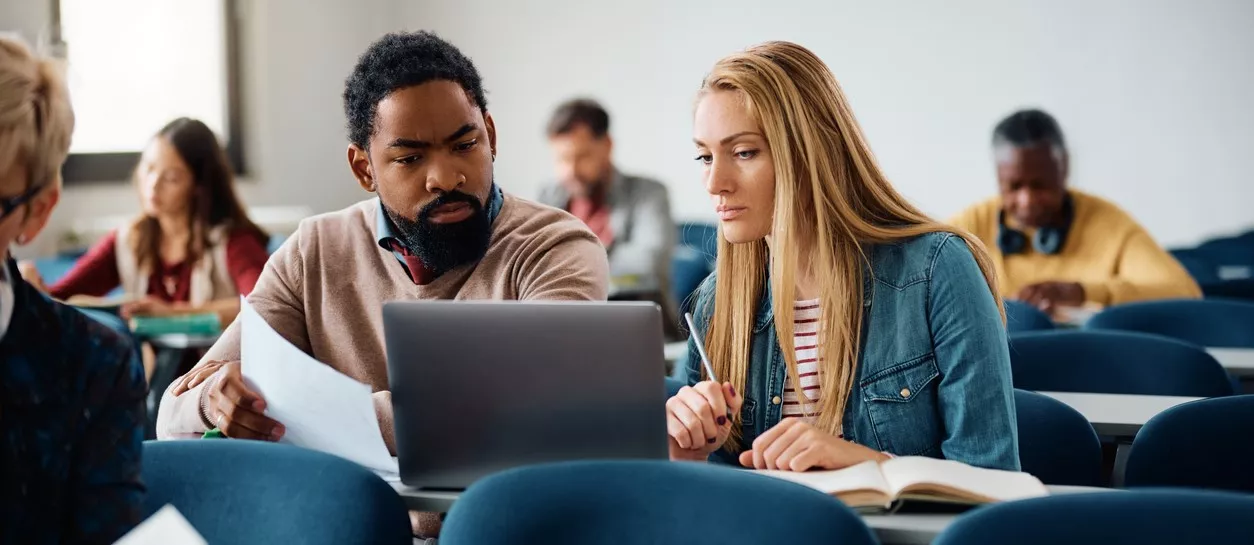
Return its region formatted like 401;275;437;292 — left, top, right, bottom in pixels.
756;456;1047;510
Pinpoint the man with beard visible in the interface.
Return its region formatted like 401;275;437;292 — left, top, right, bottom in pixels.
156;31;607;450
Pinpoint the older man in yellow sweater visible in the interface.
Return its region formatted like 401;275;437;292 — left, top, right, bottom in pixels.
951;109;1199;314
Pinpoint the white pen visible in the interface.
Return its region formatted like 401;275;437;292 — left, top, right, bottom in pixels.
683;312;719;382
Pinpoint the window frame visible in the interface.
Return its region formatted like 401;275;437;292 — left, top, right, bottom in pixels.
54;0;246;184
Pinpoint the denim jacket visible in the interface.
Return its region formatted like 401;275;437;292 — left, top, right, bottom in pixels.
685;232;1020;470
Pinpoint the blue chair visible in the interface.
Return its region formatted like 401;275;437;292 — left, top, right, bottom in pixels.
267;234;287;255
1201;279;1254;302
1007;330;1234;397
676;222;718;267
934;489;1254;545
32;255;76;285
1003;300;1055;333
672;222;718;314
142;440;412;545
1013;389;1102;487
440;460;876;545
1170;248;1221;285
1125;395;1254;492
1086;299;1254;348
670;246;710;315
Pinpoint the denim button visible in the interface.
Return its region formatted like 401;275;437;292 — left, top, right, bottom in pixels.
900;388;911;398
771;396;781;405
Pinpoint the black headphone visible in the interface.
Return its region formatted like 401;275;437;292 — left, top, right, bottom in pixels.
997;195;1074;255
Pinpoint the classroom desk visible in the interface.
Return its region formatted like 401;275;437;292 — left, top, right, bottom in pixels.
1208;347;1254;378
391;484;1107;545
1038;391;1202;438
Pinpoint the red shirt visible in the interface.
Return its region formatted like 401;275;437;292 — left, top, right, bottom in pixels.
567;196;614;247
48;228;269;302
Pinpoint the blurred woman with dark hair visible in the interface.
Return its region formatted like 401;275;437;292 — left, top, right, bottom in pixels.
21;117;269;325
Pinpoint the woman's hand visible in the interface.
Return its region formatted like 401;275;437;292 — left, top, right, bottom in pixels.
666;381;742;461
121;297;187;319
739;418;888;471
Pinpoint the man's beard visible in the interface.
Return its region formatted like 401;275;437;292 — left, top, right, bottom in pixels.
383;190;491;274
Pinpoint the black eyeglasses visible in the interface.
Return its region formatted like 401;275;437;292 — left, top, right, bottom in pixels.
0;183;46;222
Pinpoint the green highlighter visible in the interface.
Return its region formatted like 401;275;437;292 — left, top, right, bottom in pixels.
202;428;227;439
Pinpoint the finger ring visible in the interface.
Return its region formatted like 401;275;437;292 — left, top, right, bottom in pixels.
216;413;225;429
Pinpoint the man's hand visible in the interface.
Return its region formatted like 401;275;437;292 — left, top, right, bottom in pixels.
203;360;285;441
1015;281;1085;314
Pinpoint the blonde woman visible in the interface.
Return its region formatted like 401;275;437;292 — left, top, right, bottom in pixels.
0;36;146;542
669;41;1018;471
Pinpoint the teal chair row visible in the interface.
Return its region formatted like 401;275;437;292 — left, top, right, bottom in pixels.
441;460;877;545
1085;298;1254;349
1008;330;1234;397
142;440;411;544
936;489;1254;545
1125;395;1254;493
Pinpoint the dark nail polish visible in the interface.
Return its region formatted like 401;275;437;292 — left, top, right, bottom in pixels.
716;416;727;426
729;386;736;397
706;438;716;444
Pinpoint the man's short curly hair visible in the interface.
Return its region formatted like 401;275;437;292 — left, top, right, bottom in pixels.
343;31;487;149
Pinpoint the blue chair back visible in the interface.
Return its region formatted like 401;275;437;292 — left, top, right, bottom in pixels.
441;460;876;545
142;440;412;545
670;246;710;315
1125;395;1254;492
1170;248;1222;284
1201;279;1254;302
1013;389;1102;487
934;489;1254;545
1007;330;1234;397
32;255;76;285
676;222;718;266
1003;300;1055;333
672;222;718;314
266;234;287;255
1086;299;1254;348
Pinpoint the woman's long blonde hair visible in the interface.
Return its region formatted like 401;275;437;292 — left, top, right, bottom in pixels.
699;41;1002;447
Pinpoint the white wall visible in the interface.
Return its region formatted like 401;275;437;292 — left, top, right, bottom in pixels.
5;0;1252;258
4;0;399;258
399;0;1254;247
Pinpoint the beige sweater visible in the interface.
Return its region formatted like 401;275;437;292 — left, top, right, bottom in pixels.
156;194;609;449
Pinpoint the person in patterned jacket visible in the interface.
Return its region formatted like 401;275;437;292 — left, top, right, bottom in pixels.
0;36;147;544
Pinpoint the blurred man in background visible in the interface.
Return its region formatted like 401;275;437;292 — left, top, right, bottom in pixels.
950;109;1199;315
539;99;677;327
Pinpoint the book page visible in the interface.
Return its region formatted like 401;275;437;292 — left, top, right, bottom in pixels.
755;460;891;496
880;457;1047;502
115;505;206;545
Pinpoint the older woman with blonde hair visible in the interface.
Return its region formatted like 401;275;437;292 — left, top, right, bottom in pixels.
0;36;146;543
669;41;1019;471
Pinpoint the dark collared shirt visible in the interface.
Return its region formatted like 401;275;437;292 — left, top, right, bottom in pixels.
0;258;147;544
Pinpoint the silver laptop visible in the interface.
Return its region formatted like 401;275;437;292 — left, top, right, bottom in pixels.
383;300;669;490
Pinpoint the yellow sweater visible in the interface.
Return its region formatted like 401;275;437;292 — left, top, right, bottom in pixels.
949;190;1201;306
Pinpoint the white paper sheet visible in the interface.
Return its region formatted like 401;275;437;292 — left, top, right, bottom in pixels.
115;505;206;545
240;299;398;474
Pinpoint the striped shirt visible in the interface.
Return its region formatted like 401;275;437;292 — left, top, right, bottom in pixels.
782;299;823;421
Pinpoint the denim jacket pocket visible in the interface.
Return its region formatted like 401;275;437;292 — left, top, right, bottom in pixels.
859;354;944;456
